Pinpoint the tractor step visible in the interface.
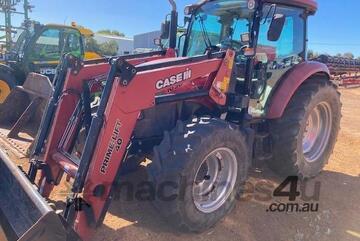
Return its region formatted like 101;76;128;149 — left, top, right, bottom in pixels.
0;149;79;241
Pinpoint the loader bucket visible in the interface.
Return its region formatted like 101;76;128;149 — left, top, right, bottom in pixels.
0;73;53;134
0;150;78;241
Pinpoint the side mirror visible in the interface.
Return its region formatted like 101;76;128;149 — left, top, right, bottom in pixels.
160;21;170;39
267;13;285;42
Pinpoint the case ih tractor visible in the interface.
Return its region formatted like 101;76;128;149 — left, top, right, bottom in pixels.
0;0;341;240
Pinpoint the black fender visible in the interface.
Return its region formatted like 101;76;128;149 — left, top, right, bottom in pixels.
0;63;15;75
0;64;18;87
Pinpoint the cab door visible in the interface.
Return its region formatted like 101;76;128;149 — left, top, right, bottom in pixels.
25;27;83;81
249;4;306;117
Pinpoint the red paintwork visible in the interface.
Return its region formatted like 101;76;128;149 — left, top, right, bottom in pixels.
266;61;330;119
76;57;224;240
38;53;173;197
53;152;78;178
36;48;225;240
264;0;317;13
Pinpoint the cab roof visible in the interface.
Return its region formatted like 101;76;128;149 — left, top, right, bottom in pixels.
193;0;317;14
44;24;94;37
266;0;317;14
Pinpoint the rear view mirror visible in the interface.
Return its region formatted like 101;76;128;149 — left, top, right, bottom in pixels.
267;13;285;42
160;21;170;39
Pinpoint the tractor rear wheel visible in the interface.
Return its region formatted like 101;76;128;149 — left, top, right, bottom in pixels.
0;72;15;104
269;79;341;178
148;117;249;232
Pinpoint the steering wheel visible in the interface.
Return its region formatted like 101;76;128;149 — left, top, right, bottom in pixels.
203;45;221;54
218;39;243;51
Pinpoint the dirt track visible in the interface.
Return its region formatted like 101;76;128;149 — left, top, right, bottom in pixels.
1;88;360;241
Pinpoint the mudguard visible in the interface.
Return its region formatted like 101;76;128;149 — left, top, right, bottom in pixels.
0;63;15;75
266;61;330;119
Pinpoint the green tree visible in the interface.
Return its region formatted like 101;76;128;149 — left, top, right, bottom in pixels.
343;52;354;59
97;29;125;37
307;50;319;60
85;37;100;53
99;40;119;56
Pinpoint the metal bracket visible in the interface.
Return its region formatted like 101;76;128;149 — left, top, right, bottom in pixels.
64;54;83;75
115;58;137;86
27;160;54;184
65;197;97;228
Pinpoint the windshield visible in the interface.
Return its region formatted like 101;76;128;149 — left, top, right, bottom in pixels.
185;0;255;56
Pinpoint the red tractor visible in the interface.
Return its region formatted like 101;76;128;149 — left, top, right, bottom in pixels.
0;0;341;240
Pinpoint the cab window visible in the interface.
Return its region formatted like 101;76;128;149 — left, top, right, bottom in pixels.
31;28;61;61
64;30;82;58
187;14;250;57
258;5;305;61
30;28;83;61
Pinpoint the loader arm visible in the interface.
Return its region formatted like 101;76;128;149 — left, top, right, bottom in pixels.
0;47;234;240
0;49;175;241
47;50;228;240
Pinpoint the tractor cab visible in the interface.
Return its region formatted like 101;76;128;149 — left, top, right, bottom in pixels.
174;0;316;117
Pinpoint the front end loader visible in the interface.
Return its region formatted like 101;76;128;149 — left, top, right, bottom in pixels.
0;0;341;240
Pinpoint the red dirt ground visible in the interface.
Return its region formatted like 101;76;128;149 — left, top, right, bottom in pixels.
1;88;360;241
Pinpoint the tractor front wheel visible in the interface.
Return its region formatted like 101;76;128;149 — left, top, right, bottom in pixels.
0;72;15;104
148;117;250;232
269;79;341;178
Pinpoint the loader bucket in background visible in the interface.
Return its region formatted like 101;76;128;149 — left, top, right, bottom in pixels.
0;150;79;241
0;73;54;138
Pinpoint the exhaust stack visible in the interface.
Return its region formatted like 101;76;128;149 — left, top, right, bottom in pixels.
168;0;178;49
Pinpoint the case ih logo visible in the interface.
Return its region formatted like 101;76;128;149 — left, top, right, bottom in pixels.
156;68;192;90
100;120;123;174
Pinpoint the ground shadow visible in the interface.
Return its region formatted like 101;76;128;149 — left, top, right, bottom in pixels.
92;165;360;241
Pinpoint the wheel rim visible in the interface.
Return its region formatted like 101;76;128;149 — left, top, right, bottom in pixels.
0;80;11;104
302;102;332;163
192;147;238;214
